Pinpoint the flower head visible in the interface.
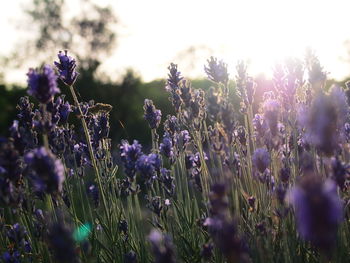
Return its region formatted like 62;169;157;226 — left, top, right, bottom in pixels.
167;63;183;90
47;222;77;263
204;56;229;84
288;176;343;253
120;140;143;180
54;50;79;86
302;92;339;156
252;148;270;173
27;65;59;104
263;98;280;136
159;132;174;159
136;153;161;185
148;229;176;263
24;147;65;194
144;99;161;129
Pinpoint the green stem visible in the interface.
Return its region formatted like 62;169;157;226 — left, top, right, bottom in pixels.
68;85;109;221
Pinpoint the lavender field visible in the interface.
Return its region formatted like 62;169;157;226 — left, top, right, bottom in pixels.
0;50;349;263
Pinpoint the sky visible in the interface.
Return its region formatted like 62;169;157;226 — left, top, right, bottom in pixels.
1;0;350;84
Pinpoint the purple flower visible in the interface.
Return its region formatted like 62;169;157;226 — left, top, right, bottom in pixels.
288;176;343;252
305;50;327;89
147;196;163;217
54;50;79;86
148;229;176;263
329;85;349;132
24;147;65;194
164;115;180;136
143;99;162;129
136;153;161;185
331;157;349;191
89;112;110;153
302;92;338;156
176;130;191;149
120;140;143;180
27;65;59;104
205;183;250;262
252;148;270;173
263;98;280;136
167;63;183;90
207;87;221;121
124;250;137;263
159;133;174;159
47;222;77;263
0;139;22;184
204;56;229;84
201;243;214;261
159;168;175;196
2;250;20;263
6;223;27;245
46;95;72;125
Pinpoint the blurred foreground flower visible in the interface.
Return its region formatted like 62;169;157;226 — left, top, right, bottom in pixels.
25;147;65;194
148;229;176;263
288;176;343;253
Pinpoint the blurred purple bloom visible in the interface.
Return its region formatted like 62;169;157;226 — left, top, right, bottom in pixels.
24;147;65;194
329;85;349;132
148;229;176;263
302;92;338;156
263;98;280;136
27;65;59;104
306;50;327;89
331;157;349;191
124;250;137;263
288;176;343;252
252;148;270;173
143;99;161;129
47;222;77;263
205;183;250;263
0;139;22;184
54;50;79;86
201;243;214;261
2;250;21;263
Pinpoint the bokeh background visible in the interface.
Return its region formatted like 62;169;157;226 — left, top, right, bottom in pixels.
1;0;350;145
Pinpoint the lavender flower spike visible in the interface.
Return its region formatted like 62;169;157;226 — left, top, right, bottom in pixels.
204;56;229;84
24;147;65;194
27;65;59;104
54;50;79;86
252;148;270;173
144;99;162;129
288;176;343;253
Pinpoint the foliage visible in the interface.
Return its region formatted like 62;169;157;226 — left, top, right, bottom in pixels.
0;51;350;263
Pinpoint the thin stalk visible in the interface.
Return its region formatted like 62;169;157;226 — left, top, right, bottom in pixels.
68;85;109;220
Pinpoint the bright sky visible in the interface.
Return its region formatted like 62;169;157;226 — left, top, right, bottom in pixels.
1;0;350;84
